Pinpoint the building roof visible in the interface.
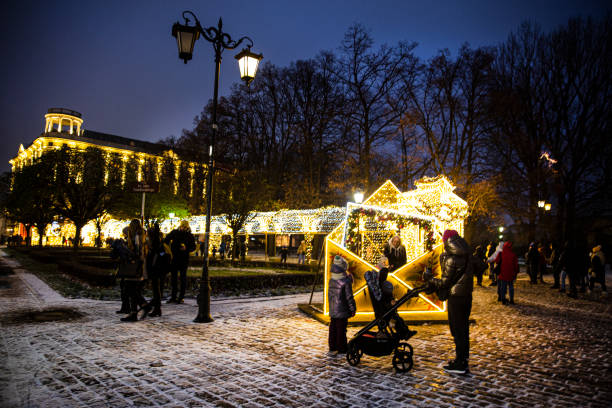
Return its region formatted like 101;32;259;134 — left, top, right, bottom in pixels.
80;130;168;155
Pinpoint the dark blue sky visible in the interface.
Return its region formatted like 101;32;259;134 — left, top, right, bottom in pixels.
1;0;608;173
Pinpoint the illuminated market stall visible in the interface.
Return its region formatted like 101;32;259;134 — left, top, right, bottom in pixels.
322;176;468;323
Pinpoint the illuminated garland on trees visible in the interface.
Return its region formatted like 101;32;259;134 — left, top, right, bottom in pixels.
416;198;467;222
345;207;435;254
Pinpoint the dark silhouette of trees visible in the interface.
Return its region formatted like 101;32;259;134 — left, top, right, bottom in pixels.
332;24;418;191
213;169;272;259
52;147;111;249
3;159;56;246
168;16;610;245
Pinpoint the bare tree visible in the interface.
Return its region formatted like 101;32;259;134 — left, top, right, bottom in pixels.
333;23;417;191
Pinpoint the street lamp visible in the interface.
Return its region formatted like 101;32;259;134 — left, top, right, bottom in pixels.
498;226;504;233
354;191;364;204
172;11;262;323
544;203;551;211
537;200;545;208
235;47;263;84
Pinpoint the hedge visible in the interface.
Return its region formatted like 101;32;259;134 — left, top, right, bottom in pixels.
11;248;320;294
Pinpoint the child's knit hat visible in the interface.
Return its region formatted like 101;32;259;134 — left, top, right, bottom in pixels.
331;255;348;274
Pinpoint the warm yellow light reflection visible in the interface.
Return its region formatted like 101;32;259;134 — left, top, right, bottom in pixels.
324;176;468;321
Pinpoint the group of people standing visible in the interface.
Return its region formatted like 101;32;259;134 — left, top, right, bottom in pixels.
474;239;607;302
328;232;475;375
111;219;196;322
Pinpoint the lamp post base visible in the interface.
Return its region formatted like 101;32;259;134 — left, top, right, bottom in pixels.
193;314;214;323
194;279;214;323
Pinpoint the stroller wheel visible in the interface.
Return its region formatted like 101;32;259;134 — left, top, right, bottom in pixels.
398;342;414;357
346;343;362;366
392;343;414;372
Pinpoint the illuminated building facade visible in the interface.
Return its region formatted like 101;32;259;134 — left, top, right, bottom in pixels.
10;108;201;187
9;108;207;244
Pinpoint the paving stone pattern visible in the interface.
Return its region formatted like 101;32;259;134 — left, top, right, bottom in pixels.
1;253;611;407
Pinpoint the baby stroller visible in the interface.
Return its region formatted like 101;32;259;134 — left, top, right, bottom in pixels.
346;285;427;372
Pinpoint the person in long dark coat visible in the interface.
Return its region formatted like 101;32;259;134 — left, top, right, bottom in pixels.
145;222;169;317
526;242;540;284
424;229;473;374
164;220;196;304
328;255;356;354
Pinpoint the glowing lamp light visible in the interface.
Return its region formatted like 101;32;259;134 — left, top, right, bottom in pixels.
538;200;545;208
354;191;364;204
498;226;504;233
544;203;551;211
172;21;199;63
234;47;263;84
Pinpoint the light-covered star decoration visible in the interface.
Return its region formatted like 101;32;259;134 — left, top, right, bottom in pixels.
324;176;468;322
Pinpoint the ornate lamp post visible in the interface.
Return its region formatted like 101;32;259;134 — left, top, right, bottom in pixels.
172;11;263;323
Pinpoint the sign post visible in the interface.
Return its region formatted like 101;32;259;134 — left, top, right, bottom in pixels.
131;181;159;226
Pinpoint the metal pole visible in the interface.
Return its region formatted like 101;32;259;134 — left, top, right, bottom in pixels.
141;192;146;227
194;44;221;323
308;237;325;305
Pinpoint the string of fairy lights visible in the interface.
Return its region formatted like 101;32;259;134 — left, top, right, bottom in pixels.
323;176;469;318
29;176;466;270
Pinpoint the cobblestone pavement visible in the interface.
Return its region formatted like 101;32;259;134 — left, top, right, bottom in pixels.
1;252;611;408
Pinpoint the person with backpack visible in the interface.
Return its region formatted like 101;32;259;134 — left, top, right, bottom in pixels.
164;220;196;304
423;229;473;374
526;242;540;284
495;241;519;305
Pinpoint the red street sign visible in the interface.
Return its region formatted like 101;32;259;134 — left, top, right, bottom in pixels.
131;181;159;193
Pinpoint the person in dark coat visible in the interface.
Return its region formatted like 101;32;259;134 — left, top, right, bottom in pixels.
424;229;473;374
588;245;607;296
328;255;356;355
549;242;561;289
537;243;547;283
495;241;519;304
145;222;170;317
526;242;540;284
219;240;226;259
164;220;196;304
383;235;407;271
473;245;487;286
111;232;130;315
112;220;151;322
280;246;289;266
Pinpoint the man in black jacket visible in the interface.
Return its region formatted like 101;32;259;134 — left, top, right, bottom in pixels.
424;229;473;374
164;220;196;304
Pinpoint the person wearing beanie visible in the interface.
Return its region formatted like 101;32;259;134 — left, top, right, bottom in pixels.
328;255;356;355
164;220;196;304
423;229;473;374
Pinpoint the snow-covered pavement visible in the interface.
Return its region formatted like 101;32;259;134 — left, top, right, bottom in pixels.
1;252;611;407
